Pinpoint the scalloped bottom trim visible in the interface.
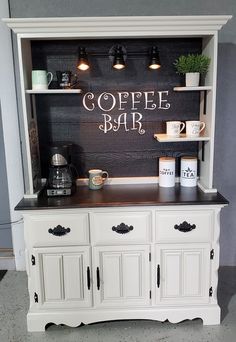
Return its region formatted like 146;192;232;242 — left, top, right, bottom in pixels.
27;305;221;332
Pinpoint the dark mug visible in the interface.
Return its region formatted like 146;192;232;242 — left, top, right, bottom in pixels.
56;71;72;89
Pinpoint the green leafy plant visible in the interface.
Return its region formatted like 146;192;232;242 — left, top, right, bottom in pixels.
174;54;211;74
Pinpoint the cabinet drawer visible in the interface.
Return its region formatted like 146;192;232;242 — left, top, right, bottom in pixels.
155;210;213;243
90;211;151;245
25;213;89;247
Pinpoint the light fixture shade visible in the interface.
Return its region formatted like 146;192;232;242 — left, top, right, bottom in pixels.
149;46;161;70
113;46;125;70
77;47;90;71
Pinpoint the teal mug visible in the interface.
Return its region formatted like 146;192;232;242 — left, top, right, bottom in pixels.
88;169;109;190
32;70;53;90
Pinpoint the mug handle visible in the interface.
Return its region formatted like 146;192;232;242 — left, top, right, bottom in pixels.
47;72;53;86
102;171;109;181
180;122;185;133
199;122;206;133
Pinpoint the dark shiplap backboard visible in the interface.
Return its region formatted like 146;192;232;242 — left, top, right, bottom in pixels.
32;38;202;178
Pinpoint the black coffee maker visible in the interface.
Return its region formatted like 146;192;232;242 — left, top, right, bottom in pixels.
47;143;75;196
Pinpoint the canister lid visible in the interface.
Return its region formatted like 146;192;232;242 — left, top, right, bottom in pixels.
181;156;197;161
159;157;175;162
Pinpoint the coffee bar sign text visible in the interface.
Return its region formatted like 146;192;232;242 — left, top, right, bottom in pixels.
82;91;171;135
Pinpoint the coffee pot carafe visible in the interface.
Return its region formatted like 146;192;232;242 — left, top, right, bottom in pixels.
47;144;74;196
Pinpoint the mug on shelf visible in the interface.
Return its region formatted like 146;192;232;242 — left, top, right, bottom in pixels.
166;121;185;137
32;70;53;90
56;71;72;89
88;169;109;190
186;120;206;137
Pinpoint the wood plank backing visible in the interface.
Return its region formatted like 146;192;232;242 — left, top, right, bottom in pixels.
32;38;202;178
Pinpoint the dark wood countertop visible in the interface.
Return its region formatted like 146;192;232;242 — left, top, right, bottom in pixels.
15;184;229;211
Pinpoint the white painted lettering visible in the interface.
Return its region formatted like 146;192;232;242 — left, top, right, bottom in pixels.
98;92;116;112
99;114;113;133
131;92;142;110
82;92;95;111
113;113;129;132
117;92;129;110
158;91;171;109
131;112;145;135
144;91;156;110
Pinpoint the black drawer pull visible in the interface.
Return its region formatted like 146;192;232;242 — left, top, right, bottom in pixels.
96;267;100;290
48;225;71;236
87;266;91;290
174;221;196;233
112;222;134;234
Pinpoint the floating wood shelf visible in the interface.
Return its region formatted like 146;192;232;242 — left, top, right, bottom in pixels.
26;89;82;94
154;133;210;142
173;86;212;92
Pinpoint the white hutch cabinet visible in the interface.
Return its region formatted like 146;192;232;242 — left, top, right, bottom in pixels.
4;16;231;331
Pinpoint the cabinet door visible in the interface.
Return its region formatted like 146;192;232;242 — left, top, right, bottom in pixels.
155;243;211;305
33;246;92;308
93;245;150;307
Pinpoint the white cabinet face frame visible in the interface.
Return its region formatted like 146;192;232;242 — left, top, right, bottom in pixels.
155;243;211;305
33;246;92;309
93;245;151;308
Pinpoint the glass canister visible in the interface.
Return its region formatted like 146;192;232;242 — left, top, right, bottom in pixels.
180;156;198;187
159;157;175;187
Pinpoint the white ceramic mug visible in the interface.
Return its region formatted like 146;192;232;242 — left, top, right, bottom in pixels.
32;70;53;90
186;121;206;137
166;121;185;137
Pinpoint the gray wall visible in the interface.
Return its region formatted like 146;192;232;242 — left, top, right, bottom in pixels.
0;101;12;248
8;0;236;265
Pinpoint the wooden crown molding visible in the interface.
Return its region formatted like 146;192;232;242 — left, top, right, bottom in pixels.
3;15;232;38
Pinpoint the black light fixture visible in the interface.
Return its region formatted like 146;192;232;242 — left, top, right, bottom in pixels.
77;47;90;71
112;45;126;70
148;46;161;70
76;45;161;71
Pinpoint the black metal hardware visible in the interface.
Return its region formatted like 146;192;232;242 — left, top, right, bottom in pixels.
87;267;91;290
174;221;196;233
202;141;205;162
48;225;71;236
96;267;100;290
34;292;38;303
30;95;34;119
112;222;134;234
157;265;160;288
149;253;151;262
203;90;207;115
210;249;214;260
149;290;152;299
209;287;213;297
31;255;35;266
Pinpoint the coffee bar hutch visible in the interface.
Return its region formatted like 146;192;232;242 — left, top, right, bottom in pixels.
5;15;231;331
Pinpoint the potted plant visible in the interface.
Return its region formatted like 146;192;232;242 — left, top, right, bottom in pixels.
174;54;211;87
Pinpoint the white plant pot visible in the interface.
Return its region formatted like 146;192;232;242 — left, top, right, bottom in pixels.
185;72;200;87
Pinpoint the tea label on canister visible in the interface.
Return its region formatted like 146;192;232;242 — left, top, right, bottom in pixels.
180;156;198;187
159;157;175;187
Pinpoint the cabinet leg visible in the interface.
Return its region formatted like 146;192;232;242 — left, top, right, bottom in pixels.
202;307;221;325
